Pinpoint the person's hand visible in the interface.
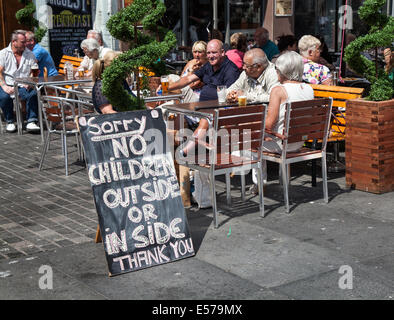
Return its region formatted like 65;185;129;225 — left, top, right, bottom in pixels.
2;84;14;95
226;90;238;103
156;84;162;95
191;62;201;72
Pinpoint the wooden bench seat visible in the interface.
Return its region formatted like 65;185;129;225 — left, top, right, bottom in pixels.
311;84;364;142
308;84;364;184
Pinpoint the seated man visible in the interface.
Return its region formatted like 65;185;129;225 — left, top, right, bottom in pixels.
226;48;279;104
254;27;279;61
0;30;40;133
25;31;58;77
157;39;240;155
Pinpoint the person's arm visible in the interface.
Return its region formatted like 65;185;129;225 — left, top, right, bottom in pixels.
265;85;286;133
226;72;245;102
320;65;333;86
255;67;280;102
156;73;199;94
0;65;14;95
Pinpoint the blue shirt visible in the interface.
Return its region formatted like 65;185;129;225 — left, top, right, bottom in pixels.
256;40;279;61
194;57;240;101
32;44;58;77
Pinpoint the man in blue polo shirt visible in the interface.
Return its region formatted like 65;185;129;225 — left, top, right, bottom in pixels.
163;39;240;101
159;39;240;157
254;27;279;61
25;31;58;77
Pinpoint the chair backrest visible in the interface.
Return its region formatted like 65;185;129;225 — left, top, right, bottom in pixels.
311;84;364;138
58;55;84;75
40;95;92;133
214;104;266;160
283;98;332;152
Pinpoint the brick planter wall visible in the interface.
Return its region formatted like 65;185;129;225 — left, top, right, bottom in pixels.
346;98;394;193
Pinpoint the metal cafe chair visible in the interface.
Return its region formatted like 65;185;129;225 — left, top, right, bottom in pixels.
38;95;93;176
177;104;267;228
261;98;333;213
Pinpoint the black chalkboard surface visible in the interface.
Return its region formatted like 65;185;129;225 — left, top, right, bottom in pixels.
78;109;195;276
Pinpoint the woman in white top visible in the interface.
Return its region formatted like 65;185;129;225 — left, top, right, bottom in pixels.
264;50;314;153
250;51;314;191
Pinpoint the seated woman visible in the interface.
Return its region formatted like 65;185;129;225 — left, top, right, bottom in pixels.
79;38;111;78
225;32;248;70
180;40;208;100
91;50;135;114
249;51;314;192
298;35;333;85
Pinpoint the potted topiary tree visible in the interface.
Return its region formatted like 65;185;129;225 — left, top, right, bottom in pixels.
344;0;394;193
15;0;46;42
102;0;176;111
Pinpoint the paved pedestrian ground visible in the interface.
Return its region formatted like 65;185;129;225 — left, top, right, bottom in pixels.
0;131;393;301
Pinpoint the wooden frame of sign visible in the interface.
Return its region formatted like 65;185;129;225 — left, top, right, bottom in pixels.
78;109;195;276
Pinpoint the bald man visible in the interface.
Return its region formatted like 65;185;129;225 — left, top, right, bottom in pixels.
160;39;240;101
227;48;279;104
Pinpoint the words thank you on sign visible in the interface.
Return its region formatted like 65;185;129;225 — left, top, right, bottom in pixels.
78;109;195;276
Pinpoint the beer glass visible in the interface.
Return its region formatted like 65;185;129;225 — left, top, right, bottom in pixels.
31;63;40;77
161;75;169;94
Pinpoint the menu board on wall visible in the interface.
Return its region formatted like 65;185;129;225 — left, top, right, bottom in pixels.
47;0;92;66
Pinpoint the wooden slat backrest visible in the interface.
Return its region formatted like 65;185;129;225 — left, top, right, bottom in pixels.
58;55;83;75
286;98;332;144
310;84;364;138
216;105;266;153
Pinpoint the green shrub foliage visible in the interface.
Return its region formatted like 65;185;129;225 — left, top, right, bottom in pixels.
344;0;394;101
103;0;176;111
15;0;46;43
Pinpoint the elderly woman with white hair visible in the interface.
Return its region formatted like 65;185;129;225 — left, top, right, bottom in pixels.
79;38;111;77
298;35;333;85
248;51;314;193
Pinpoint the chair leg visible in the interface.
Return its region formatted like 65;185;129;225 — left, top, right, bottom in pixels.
240;171;245;201
281;162;290;213
225;172;231;206
39;131;51;171
75;133;82;161
209;171;218;228
257;165;265;217
311;139;317;187
61;132;65;156
63;134;69;176
322;153;329;203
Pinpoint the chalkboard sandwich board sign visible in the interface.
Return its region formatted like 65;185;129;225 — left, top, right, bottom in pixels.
78;109;195;276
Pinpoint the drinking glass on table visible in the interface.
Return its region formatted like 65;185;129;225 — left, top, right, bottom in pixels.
77;67;85;78
31;63;40;77
237;90;247;106
217;85;227;103
161;75;169;94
